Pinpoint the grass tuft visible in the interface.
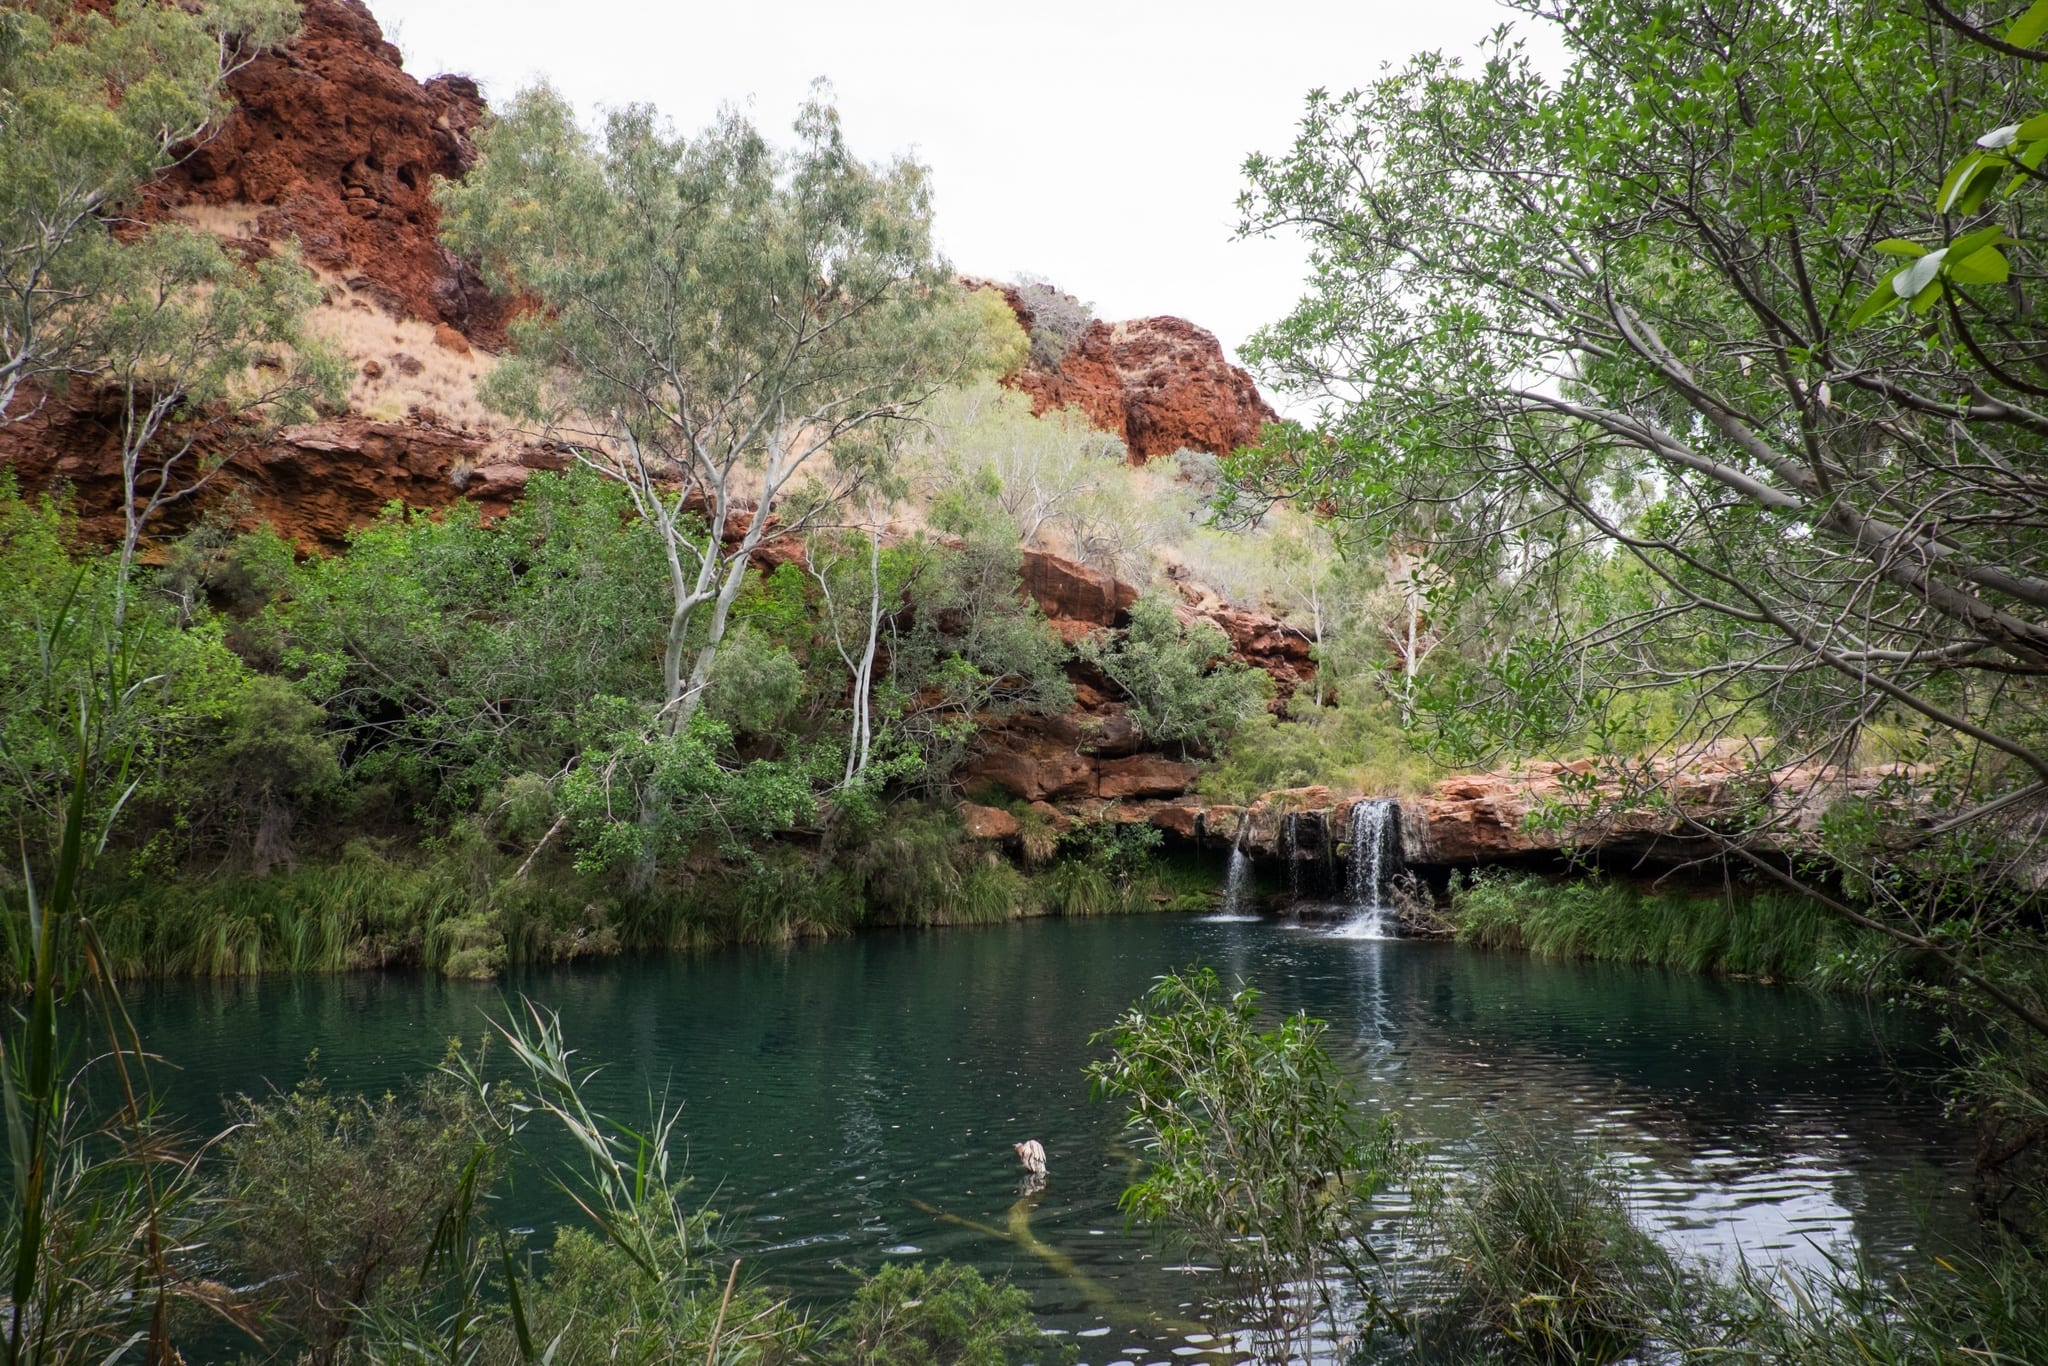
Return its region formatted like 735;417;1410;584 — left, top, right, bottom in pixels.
1447;872;1901;988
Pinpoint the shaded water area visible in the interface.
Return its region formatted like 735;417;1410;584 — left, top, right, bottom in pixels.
125;914;1970;1358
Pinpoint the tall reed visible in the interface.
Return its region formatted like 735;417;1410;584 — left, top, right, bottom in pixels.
1449;873;1897;988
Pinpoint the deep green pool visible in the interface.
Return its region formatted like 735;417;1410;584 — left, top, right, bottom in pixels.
124;913;1970;1357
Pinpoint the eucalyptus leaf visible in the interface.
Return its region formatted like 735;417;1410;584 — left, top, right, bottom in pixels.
2008;0;2048;48
1894;248;1947;299
1944;244;2009;285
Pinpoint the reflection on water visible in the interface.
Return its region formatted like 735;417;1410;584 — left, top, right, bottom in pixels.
122;914;1968;1354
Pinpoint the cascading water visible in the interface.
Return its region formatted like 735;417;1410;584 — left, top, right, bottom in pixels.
1334;798;1402;940
1216;847;1255;919
1282;812;1303;902
1202;819;1262;922
1346;799;1395;904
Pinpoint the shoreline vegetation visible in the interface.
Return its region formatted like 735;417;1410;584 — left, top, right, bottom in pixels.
1440;873;1907;993
10;841;1915;1000
3;0;2044;1358
16;826;1221;982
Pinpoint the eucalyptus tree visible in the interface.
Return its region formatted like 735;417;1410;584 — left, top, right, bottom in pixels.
1230;0;2048;1101
1;8;332;1358
441;86;1010;736
0;0;301;426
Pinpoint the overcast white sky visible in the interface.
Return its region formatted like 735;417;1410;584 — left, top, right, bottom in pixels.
367;1;1564;398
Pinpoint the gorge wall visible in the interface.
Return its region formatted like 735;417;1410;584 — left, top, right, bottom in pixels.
1;0;1819;886
5;0;1280;545
141;0;515;346
0;0;1311;829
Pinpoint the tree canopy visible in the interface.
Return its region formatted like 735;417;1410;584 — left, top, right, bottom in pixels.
1230;0;2048;1075
1;0;303;423
439;84;1017;732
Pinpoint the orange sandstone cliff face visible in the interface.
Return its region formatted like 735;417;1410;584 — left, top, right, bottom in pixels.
6;2;1282;552
142;0;515;348
2;0;1310;825
971;280;1278;463
2;0;550;549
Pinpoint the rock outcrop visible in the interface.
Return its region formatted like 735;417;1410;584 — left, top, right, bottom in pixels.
957;552;1314;816
0;387;570;550
143;0;516;347
973;280;1277;462
1020;549;1140;638
1092;749;1918;873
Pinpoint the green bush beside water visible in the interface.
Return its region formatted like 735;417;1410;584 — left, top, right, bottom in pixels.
1099;970;2047;1365
1446;873;1901;990
14;810;1213;982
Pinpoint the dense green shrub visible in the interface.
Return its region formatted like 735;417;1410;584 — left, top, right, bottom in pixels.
825;1262;1049;1366
0;478;272;869
215;1066;503;1363
1089;967;1407;1355
262;468;669;819
1078;593;1271;751
881;531;1074;783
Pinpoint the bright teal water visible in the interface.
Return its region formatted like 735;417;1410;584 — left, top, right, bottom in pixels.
126;914;1968;1356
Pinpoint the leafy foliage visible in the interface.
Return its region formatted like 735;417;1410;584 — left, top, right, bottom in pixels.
1230;0;2048;1147
825;1262;1049;1366
1;480;242;857
216;1066;501;1363
1088;967;1406;1355
0;0;304;421
440;83;1012;732
1079;594;1270;750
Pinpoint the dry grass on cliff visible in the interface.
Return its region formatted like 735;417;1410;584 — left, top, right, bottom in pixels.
893;381;1314;600
168;203;509;448
310;278;501;433
167;202;267;240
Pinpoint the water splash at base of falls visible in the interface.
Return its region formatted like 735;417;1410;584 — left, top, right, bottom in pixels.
1336;798;1403;939
1202;843;1262;922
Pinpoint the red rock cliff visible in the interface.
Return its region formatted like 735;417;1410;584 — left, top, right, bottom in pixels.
143;0;514;347
6;0;1306;822
972;280;1277;463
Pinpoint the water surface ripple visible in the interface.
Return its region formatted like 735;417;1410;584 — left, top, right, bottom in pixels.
123;914;1968;1351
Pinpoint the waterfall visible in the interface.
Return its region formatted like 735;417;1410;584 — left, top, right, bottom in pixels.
1335;799;1402;940
1346;799;1398;905
1220;847;1253;916
1281;813;1299;901
1203;818;1261;922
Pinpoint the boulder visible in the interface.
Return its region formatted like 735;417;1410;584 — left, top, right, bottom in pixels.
1020;549;1137;626
957;742;1097;804
959;803;1021;840
1097;755;1200;800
